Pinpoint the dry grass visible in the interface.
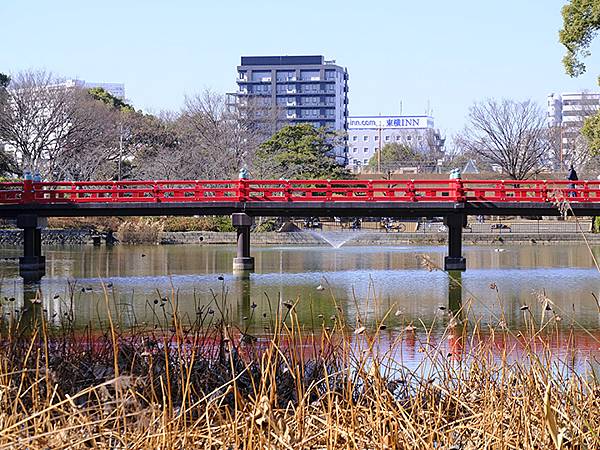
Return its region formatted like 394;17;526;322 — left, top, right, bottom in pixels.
117;220;163;244
47;216;125;232
0;283;599;450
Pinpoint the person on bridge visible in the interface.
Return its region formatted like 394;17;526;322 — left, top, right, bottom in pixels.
567;164;578;197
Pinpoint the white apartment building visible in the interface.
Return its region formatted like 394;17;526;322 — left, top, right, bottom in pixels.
347;115;444;170
547;91;600;164
61;79;125;99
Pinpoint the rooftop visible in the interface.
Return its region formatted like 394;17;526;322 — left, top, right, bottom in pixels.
240;55;325;66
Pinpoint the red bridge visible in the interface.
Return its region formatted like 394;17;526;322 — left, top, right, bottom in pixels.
1;178;597;279
1;178;599;206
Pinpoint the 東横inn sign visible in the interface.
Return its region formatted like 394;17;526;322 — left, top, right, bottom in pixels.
348;115;433;129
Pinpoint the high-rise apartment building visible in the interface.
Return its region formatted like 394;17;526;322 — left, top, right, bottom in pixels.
230;55;349;163
547;91;600;164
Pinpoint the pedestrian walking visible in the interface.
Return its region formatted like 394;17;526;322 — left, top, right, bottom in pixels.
567;164;578;197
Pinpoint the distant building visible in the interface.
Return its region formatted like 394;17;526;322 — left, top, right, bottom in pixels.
228;55;349;163
462;159;479;174
61;79;126;99
547;91;600;164
347;115;444;170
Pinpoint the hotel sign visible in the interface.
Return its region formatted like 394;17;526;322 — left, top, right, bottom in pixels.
348;116;431;129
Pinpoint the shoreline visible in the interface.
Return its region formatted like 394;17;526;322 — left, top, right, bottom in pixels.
2;228;600;246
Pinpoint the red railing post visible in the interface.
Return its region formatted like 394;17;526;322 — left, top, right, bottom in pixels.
451;178;465;202
238;179;248;202
22;179;34;204
284;180;292;202
407;180;416;202
326;180;332;201
111;182;118;203
541;180;548;202
499;181;506;201
153;183;161;202
367;180;374;202
194;181;201;201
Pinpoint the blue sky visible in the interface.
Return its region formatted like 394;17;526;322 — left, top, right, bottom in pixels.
1;0;599;138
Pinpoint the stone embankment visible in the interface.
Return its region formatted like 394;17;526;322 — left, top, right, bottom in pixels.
2;228;600;246
0;229;94;246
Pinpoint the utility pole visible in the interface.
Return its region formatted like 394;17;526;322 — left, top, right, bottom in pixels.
559;125;563;171
377;126;382;174
118;122;123;181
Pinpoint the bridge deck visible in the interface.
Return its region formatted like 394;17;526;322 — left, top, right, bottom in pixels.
0;201;597;218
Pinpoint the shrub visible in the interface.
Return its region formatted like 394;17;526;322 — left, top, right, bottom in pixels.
254;217;281;232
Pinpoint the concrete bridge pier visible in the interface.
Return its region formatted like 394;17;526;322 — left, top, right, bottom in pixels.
17;215;46;282
444;213;467;271
232;213;254;272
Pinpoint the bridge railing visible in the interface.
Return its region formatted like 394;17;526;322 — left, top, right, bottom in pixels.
462;180;600;202
2;178;600;204
243;179;463;202
0;182;24;204
0;180;242;204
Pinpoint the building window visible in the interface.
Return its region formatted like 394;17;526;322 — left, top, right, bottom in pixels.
407;135;412;141
363;147;368;153
353;147;357;153
352;136;358;141
300;70;320;81
363;136;368;141
363;159;368;164
396;136;400;141
353;159;359;166
251;71;271;82
385;136;390;141
276;70;295;81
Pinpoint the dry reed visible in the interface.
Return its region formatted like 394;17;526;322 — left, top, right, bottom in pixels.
0;282;598;450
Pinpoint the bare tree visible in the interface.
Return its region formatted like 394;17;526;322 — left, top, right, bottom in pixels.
0;70;121;179
49;91;122;180
457;99;550;180
178;90;281;179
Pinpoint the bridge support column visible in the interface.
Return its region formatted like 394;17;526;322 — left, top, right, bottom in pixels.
17;215;47;282
444;214;466;271
232;213;254;272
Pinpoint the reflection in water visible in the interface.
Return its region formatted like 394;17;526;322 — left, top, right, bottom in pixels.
0;243;599;369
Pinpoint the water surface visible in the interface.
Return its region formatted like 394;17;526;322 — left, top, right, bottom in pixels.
1;242;599;371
